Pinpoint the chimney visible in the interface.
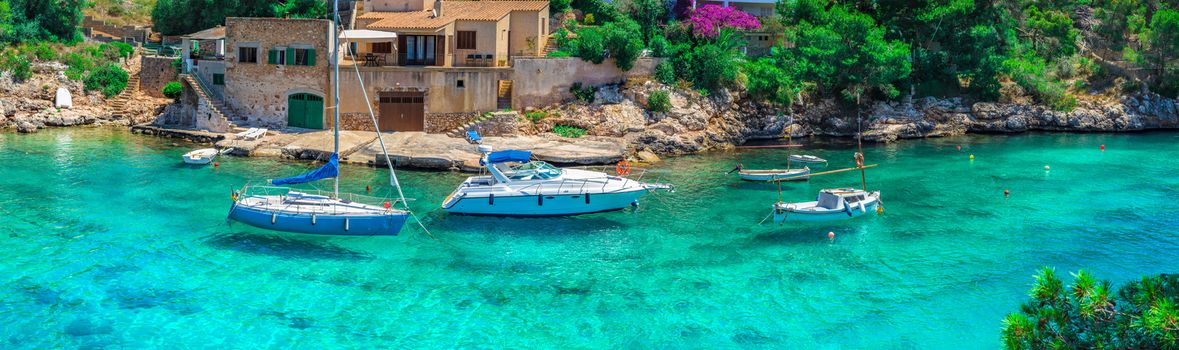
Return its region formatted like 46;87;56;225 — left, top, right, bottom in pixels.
433;0;443;17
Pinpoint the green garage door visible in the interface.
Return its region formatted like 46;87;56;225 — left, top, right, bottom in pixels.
287;93;324;129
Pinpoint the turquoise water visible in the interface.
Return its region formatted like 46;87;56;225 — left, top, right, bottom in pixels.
2;128;1177;348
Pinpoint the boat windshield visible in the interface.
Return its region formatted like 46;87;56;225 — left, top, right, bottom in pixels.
502;161;562;181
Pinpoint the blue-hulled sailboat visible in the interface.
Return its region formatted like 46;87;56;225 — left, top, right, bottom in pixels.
227;0;409;236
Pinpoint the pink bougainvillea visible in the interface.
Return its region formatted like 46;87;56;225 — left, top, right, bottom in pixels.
689;5;761;38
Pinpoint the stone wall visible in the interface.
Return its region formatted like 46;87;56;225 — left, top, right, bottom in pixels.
82;16;151;43
338;67;511;115
510;57;661;109
140;56;178;98
426;112;480;133
479;111;521;136
222;17;331;128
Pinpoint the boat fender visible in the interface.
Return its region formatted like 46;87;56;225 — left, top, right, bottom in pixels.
489;193;494;205
311;213;316;225
631;200;639;207
585;193;590;204
538;194;544;206
843;200;854;217
271;213;277;224
857;202;866;213
344;218;350;231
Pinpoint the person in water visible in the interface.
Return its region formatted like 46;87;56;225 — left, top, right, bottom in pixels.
727;163;744;174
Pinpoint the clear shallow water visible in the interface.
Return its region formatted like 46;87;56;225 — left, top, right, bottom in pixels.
1;128;1177;349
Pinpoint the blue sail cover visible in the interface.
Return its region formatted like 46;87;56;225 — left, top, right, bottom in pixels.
272;154;339;185
481;150;532;165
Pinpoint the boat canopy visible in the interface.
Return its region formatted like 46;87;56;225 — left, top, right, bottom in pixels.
481;150;531;165
272;153;339;185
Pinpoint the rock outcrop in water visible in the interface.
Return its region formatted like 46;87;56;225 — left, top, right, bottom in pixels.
535;81;1179;155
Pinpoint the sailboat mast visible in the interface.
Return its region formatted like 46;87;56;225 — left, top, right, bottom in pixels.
857;95;867;191
332;0;340;198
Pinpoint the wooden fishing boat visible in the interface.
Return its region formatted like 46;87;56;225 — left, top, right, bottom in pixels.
737;167;810;181
772;188;880;223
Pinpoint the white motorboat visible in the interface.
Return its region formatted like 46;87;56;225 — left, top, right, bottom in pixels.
788;154;827;165
737;167;810;181
441;146;672;216
183;148;218;164
771;188;880;223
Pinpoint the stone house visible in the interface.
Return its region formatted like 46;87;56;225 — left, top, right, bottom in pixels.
352;0;550;67
221;18;333;129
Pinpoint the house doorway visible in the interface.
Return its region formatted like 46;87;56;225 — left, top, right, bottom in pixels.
377;91;425;131
287;93;324;129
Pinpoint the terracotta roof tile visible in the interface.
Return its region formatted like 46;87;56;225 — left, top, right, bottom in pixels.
361;1;548;30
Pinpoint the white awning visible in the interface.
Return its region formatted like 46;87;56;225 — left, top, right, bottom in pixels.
340;29;397;43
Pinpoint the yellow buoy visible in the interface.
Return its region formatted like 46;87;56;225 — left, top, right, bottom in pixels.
969;154;975;160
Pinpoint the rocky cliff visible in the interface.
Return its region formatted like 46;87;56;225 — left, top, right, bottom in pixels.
534;81;1179;156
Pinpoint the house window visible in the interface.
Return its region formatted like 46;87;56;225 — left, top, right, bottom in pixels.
372;42;392;54
238;47;258;63
213;73;225;85
402;35;436;65
456;79;464;88
294;48;312;66
457;31;476;50
269;48;286;65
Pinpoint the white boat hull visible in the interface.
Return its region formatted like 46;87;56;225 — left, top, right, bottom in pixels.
772;190;880;223
183;148;218;164
442;189;648;216
738;168;809;181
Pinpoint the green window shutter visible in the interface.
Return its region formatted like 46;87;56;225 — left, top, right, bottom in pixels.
305;48;316;66
213;74;224;85
286;48;295;65
267;49;277;64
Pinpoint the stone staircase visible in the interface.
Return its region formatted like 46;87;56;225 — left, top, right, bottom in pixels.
445;112;497;138
496;80;513;110
109;74;140;118
181;74;235;132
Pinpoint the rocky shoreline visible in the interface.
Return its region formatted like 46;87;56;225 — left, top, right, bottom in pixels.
535;82;1179;156
4;62;1177;164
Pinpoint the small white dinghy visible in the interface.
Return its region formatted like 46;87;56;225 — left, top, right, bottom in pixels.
738;167;810;181
183;148;219;164
772;188;880;223
788;154;827;165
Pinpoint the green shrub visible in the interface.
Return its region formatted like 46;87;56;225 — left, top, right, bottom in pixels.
603;19;644;70
107;42;135;59
655;61;675;84
32;43;57;61
550;0;570;12
171;57;183;74
649;34;670;57
1001;268;1179;349
552;124;586;138
84;63;129;98
162;81;183;99
647;90;670;112
547;50;573;58
571;26;606;64
524;111;549;122
63;52;94;81
569;82;597;103
3;52;32;82
584;13;595;25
